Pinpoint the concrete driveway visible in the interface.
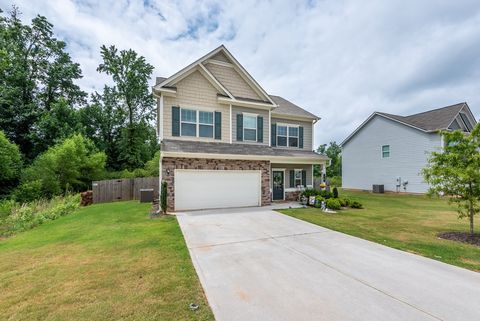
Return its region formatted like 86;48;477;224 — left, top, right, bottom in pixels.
177;207;480;321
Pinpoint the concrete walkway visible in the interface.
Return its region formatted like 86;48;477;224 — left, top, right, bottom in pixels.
177;207;480;321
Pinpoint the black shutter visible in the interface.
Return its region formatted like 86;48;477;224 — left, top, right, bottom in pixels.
271;123;277;146
236;114;243;141
214;111;221;139
289;170;295;188
302;170;307;187
257;116;263;143
299;126;304;148
172;106;180;136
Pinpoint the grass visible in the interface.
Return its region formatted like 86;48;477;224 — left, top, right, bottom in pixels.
0;201;213;321
279;190;480;272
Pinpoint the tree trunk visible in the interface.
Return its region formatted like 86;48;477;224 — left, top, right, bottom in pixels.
470;201;474;236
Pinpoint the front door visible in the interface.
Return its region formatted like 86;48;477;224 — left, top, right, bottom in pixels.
272;171;284;200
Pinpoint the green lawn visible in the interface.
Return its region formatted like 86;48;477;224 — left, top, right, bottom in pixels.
279;190;480;272
0;201;213;321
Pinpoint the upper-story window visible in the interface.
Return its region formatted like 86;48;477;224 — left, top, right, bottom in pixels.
181;108;214;138
382;145;390;158
243;114;257;141
181;109;197;136
277;124;299;147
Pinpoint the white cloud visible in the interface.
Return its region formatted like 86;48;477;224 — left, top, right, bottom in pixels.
2;0;480;147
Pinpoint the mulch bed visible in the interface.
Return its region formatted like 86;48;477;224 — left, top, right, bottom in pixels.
438;232;480;247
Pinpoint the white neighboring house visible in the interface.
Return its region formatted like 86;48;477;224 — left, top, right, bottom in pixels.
341;102;477;193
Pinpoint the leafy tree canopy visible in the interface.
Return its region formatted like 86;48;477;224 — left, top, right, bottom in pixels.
423;125;480;236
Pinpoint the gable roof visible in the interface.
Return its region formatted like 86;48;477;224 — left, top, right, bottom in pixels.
153;45;320;121
341;102;476;146
153;45;275;105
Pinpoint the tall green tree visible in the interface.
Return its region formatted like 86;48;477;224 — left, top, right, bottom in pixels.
423;125;480;236
95;45;157;170
316;141;342;177
0;7;86;159
0;130;22;197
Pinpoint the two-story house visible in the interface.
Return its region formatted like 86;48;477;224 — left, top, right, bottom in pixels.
153;45;328;211
341;102;477;193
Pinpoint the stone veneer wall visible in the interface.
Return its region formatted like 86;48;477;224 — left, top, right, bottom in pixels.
285;191;301;202
162;157;271;211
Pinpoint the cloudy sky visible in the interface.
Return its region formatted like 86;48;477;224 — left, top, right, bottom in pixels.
3;0;480;147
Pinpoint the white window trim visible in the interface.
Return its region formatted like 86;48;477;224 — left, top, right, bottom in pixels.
294;168;304;187
277;123;300;148
243;112;258;142
381;145;390;158
180;107;216;138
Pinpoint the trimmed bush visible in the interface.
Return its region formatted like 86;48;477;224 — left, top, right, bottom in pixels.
333;187;339;198
301;188;319;198
160;181;167;214
350;201;363;209
338;198;347;207
319;190;333;199
326;198;341;210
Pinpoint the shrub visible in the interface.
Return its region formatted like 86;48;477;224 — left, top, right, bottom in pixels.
301;188;319;198
1;194;80;236
326;198;341;210
338;198;347;207
350;201;363;209
333;187;339;198
319;190;333;199
314;196;325;208
19;134;106;200
160;181;167;214
0;131;22;197
13;180;44;204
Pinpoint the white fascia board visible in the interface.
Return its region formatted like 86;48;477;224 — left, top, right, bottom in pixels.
271;113;318;122
217;96;275;110
162;151;329;164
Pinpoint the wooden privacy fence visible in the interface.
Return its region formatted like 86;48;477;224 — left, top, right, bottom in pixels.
92;177;159;204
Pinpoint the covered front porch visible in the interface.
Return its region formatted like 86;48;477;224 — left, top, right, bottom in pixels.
271;163;326;201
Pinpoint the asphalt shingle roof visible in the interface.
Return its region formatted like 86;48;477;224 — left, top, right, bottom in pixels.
270;95;319;120
161;139;328;160
377;102;467;131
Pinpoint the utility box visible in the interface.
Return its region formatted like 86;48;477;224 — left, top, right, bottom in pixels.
139;188;154;203
372;184;384;193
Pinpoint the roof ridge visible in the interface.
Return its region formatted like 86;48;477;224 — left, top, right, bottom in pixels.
404;102;465;118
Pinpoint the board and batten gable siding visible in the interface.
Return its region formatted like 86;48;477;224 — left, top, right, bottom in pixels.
342;115;442;193
162;70;230;143
271;117;313;151
205;62;261;101
231;105;270;145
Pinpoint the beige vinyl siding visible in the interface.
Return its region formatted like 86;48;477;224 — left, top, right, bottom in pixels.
210;51;230;63
271;164;313;188
231;106;269;146
205;62;261;100
163;70;230;143
271;117;313;151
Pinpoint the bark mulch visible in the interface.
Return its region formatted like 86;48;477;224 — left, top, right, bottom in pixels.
438;231;480;247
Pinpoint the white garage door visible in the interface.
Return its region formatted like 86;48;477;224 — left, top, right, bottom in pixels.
175;170;261;211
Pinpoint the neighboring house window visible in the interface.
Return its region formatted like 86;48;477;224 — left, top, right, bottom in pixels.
294;169;303;187
277;124;299;147
199;111;214;138
382;145;390;158
243;114;257;141
181;109;197;136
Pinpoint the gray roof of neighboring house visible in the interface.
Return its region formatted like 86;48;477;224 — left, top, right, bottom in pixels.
377;102;467;131
270;95;320;120
161;139;328;160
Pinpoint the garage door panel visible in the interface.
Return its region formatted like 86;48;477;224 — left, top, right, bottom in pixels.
175;170;261;211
